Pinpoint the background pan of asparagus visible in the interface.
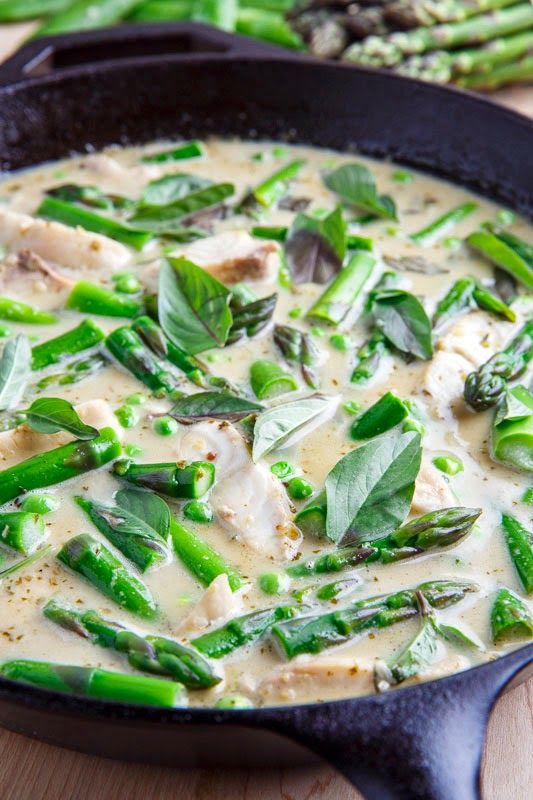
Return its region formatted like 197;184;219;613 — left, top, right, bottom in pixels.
0;0;531;92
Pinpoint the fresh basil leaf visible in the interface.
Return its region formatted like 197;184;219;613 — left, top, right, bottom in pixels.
389;613;438;684
168;391;263;423
129;183;234;234
24;397;98;440
495;384;533;426
115;487;171;541
140;173;212;208
372;289;433;360
285;205;346;285
325;430;422;544
252;394;339;462
159;257;233;355
436;622;482;651
0;335;31;412
324;163;397;221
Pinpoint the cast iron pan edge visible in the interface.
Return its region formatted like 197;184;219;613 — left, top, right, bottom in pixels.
0;23;532;800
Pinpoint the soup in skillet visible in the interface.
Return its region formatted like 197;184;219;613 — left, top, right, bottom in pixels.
0;138;531;708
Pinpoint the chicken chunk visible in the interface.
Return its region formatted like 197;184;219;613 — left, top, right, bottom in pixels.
0;249;73;304
0;208;131;272
176;420;301;559
411;454;456;515
177;574;243;637
0;399;122;468
257;656;374;704
82;154;160;193
172;230;280;284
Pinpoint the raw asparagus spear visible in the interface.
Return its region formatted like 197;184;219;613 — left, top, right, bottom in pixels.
0;427;121;506
464;320;533;410
0;512;46;555
273;579;477;658
192;604;299;658
106;326;180;396
36;0;146;37
114;460;215;499
44;600;220;689
491;587;533;642
501;514;533;594
169;517;245;591
273;324;320;389
57;533;157;619
0;659;184;707
31;320;105;371
456;55;533;90
0;0;72;21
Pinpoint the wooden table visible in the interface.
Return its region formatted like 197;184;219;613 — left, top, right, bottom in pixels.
0;20;532;800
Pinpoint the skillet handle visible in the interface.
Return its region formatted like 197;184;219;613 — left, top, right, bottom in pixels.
0;21;289;86
258;648;532;800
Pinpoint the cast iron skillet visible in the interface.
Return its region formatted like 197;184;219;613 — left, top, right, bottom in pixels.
0;22;532;800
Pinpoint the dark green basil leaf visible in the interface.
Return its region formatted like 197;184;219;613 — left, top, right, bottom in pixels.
159;257;233;354
324;163;397;221
115;487;171;541
325;430;422;544
253;395;339;462
0;335;31;412
24;397;98;440
372;289;433;360
285;205;346;284
140;173;212;208
129;183;234;234
168;391;263;423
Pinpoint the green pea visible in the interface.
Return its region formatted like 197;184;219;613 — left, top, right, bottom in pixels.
124;393;146;406
124;443;143;458
0;325;10;338
329;333;352;352
259;572;290;595
432;454;464;476
272;145;289;158
19;493;59;515
271;461;295;480
215;694;254;710
403;417;426;435
392;170;414;184
443;236;461;249
153;416;179;436
496;209;515;226
288;307;302;319
112;271;141;295
183;500;213;524
521;487;533;505
310;326;324;337
287;476;313;501
343;400;361;416
114;405;139;429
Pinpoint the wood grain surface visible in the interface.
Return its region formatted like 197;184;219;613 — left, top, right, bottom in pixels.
0;20;532;800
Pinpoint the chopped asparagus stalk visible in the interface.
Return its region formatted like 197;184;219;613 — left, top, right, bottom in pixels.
114;460;215;499
307;253;376;326
472;283;516;322
31;320;105;371
491;587;533;643
131;315;211;387
169;517;244;592
0;511;46;555
351;392;409;439
273;325;319;389
467;229;533;289
411;202;477;245
227;293;278;345
351;330;389;384
250;359;299;399
432;277;476;330
192;604;299;658
66;282;142;318
142;141;203;163
106;326;180;396
491;384;533;472
501;514;533;594
0;297;56;325
249;160;305;208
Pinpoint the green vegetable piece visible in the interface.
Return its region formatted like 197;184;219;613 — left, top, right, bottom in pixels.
250;359;298;400
140;173;211;208
253;395;337;462
142;141;203;163
153;416;179;436
192;604;298;658
329;333;352;352
285;206;346;285
491;383;533;472
250;159;305;207
410;202;477;246
351;330;389;384
468;230;533;289
106;326;179;397
259;572;291;595
215;694;254;710
115;404;139;429
346;234;373;251
372;289;433;360
287;476;313;501
472;283;516;322
273;324;319;389
351;392;408;440
129;184;233;235
270;461;295;480
0;545;52;580
0;512;46;555
432;277;476;330
57;533;157;618
294;491;328;540
491;587;533;643
392;170;413;184
183;500;213;524
19;493;59;515
522;487;533;505
432;454;464;476
23;397;99;440
66;281;142;318
0;427;121;505
307;253;376;326
251;225;287;242
115;459;215;499
170;516;244;591
0;297;56;325
38;196;152;250
236;7;304;49
315;577;360;601
501;514;533;594
378;598;438;688
324;163;397;220
167;391;263;422
31;320;105;371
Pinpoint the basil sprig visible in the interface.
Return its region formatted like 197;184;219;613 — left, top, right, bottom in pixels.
252;395;339;462
324;163;397;221
372;288;433;361
168;391;263;423
23;397;98;440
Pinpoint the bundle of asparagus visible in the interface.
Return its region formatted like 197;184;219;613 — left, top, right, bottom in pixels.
0;0;530;91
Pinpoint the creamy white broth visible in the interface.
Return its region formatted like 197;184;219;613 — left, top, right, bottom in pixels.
0;138;531;707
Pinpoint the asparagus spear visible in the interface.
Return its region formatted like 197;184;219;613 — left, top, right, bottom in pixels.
114;460;215;499
31;320;105;371
501;514;533;594
273;579;477;658
47;183;131;211
432;277;476;330
0;0;72;21
131;315;211;387
192;604;299;658
351;391;409;439
169;517;245;591
66;282;142;318
307;253;376;325
106;326;180;396
467;228;533;289
350;329;390;384
0;427;121;506
385;0;519;26
57;533;157;619
0;660;184;707
289;507;480;575
0;545;52;580
35;0;146;37
491;384;533;472
227;293;278;345
491;587;533;642
456;54;533;90
464;320;533;410
243;160;305;210
141;141;203;164
410;202;477;245
472;283;516;322
0;512;46;555
38;196;152;251
35;353;107;390
273;324;320;389
44;600;220;689
236;8;305;49
0;297;56;325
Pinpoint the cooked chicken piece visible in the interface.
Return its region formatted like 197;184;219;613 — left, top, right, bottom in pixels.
0;249;74;301
177;574;243;637
176;420;301;559
0;208;131;272
422;351;474;419
411;454;456;514
82;154;160;190
0;399;122;468
257;656;374;704
172;230;280;284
